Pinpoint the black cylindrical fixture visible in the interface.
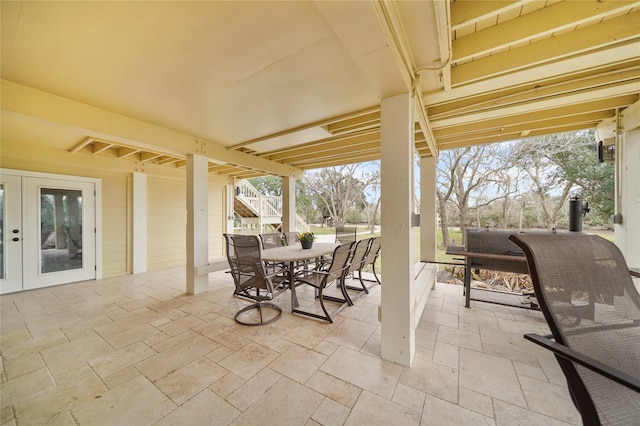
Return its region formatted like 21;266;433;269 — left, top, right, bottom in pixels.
569;196;582;232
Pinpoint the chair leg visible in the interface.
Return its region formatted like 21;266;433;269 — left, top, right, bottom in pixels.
372;264;381;285
339;276;355;305
357;270;376;293
235;301;282;326
292;285;350;323
317;287;332;322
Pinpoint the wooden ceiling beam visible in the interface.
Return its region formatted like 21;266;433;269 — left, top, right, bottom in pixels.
433;100;630;137
429;66;640;119
140;152;163;162
117;147;140;158
326;111;380;134
451;1;531;29
227;106;379;150
157;156;181;165
293;152;381;171
279;143;380;164
452;12;640;86
261;130;380;159
432;81;640;130
453;1;639;64
437;123;598;150
91;142;112;154
436;111;613;145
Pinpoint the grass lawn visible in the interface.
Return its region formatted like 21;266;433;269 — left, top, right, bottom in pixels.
308;225;463;270
308;225;613;275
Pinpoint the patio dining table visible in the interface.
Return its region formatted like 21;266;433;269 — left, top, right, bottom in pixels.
262;242;339;312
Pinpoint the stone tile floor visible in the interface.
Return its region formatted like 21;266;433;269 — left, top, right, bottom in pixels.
0;267;581;425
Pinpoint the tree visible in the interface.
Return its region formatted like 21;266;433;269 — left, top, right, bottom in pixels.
247;176;282;196
295;180;316;224
354;167;380;232
437;145;507;246
303;163;379;228
579;161;614;224
512;131;600;230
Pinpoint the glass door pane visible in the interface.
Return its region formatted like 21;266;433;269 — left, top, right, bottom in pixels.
40;188;83;273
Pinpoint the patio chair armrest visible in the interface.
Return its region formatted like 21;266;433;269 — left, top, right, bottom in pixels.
263;266;287;278
523;333;640;393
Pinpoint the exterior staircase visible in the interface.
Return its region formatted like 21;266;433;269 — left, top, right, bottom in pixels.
234;180;309;233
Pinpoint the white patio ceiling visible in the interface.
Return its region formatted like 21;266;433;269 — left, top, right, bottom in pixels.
2;1;639;178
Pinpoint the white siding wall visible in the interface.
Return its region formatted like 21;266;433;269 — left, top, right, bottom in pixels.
147;177;187;270
2;138;228;279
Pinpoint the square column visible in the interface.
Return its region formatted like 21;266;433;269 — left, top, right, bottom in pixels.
380;92;415;366
186;154;209;294
282;176;296;232
132;172;147;274
615;129;640;265
420;156;437;262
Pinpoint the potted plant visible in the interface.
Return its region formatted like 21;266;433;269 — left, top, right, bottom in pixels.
299;232;315;249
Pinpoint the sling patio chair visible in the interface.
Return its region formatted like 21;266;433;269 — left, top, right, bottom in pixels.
509;233;640;425
359;236;381;288
341;237;374;304
259;232;287;273
292;242;355;323
335;226;358;244
283;232;300;246
223;234;288;326
259;232;285;249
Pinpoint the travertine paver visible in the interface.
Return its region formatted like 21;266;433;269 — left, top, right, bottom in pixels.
0;267;580;425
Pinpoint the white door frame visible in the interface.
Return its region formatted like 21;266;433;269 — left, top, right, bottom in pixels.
0;174;23;293
0;169;102;293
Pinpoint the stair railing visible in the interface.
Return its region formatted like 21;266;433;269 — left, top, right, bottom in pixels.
236;179;309;231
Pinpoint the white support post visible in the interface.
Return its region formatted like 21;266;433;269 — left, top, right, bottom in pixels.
226;182;235;234
186;154;209;294
420;157;437;262
615;129;640;266
380;92;415;366
603;99;640;266
282;176;296;232
132;172;148;274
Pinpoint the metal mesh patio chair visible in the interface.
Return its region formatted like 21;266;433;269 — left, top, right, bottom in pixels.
335;226;358;244
509;233;640;425
259;232;284;249
360;236;381;287
283;232;300;246
224;234;287;326
259;232;286;273
292;242;355;322
341;237;374;304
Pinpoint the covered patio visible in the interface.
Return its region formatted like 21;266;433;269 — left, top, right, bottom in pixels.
1;1;639;422
1;268;580;425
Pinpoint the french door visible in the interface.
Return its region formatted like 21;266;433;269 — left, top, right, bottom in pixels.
0;171;98;294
